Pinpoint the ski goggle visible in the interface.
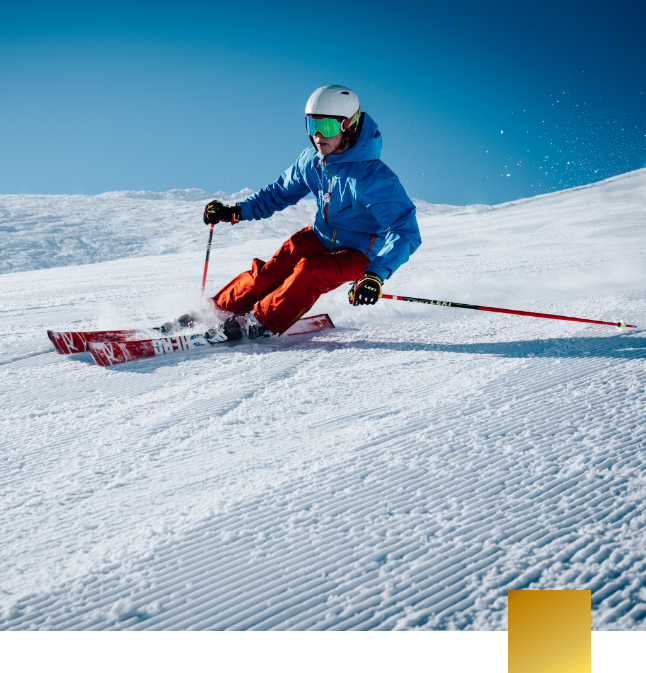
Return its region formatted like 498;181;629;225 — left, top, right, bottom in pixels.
305;115;344;138
305;110;360;138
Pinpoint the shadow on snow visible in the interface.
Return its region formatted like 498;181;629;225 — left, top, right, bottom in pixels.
71;329;646;373
347;332;646;361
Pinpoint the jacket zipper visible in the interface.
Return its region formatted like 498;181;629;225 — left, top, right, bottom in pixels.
321;156;336;250
329;227;337;251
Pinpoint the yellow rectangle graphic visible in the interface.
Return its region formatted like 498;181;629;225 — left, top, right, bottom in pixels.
508;590;591;673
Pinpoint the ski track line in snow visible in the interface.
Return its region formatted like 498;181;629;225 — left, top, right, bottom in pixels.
0;339;501;555
1;328;645;630
0;349;332;518
0;351;55;366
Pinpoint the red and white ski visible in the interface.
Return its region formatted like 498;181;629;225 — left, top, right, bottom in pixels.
84;314;334;367
48;313;334;356
88;333;209;367
48;329;141;355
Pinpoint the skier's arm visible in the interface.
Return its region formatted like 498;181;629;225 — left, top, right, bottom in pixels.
359;171;422;281
237;152;311;221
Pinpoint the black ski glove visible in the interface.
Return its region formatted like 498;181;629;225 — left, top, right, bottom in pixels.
349;272;383;306
203;200;242;225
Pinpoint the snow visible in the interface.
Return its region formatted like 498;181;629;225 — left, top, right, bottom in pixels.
0;169;645;631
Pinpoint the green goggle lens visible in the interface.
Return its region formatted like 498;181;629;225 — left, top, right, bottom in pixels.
306;116;342;138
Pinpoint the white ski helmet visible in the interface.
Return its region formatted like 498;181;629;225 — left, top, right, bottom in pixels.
305;85;360;120
305;85;362;148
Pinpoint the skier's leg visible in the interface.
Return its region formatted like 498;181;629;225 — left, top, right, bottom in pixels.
212;227;325;315
210;257;266;316
254;248;369;334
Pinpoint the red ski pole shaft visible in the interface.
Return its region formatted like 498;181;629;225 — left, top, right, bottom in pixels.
201;222;215;299
380;294;636;329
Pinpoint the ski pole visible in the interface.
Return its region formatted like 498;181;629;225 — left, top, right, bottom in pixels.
201;222;215;300
380;294;635;329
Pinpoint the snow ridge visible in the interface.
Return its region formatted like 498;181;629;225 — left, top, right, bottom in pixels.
0;188;311;275
0;170;645;630
1;328;645;630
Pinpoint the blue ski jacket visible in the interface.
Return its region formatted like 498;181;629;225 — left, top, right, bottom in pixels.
237;113;421;281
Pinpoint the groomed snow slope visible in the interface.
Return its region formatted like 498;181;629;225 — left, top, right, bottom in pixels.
0;169;645;631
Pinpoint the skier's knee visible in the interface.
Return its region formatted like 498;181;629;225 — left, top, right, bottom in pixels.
250;258;266;278
295;256;332;278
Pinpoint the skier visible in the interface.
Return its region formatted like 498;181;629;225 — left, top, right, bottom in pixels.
201;85;422;341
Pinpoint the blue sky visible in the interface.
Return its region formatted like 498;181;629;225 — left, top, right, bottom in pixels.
1;0;644;204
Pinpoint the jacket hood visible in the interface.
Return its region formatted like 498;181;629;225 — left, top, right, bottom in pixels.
318;112;382;165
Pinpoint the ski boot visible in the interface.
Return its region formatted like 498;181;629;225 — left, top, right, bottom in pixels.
158;313;227;344
157;312;201;334
203;324;228;344
223;313;273;341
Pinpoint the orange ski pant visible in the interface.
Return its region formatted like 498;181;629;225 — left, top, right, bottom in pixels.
212;227;369;334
